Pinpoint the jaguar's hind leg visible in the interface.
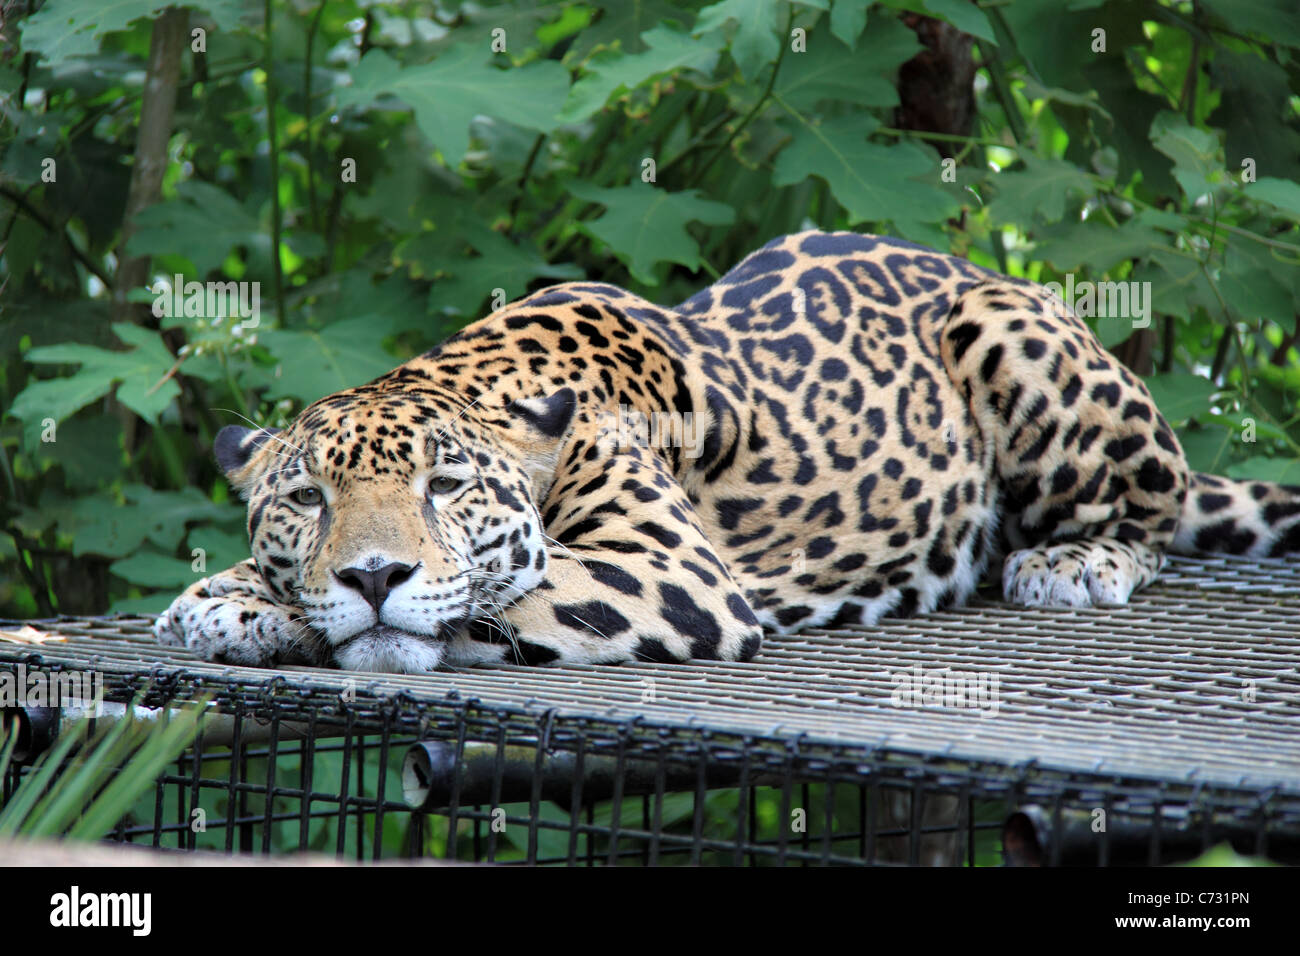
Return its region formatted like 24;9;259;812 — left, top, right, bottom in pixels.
941;280;1190;608
1001;538;1163;607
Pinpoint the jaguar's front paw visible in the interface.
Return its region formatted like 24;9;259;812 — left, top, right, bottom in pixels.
154;586;324;667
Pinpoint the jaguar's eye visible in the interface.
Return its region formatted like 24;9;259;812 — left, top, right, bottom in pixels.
428;475;462;496
290;487;323;507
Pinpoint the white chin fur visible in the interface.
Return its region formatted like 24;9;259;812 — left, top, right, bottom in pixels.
334;626;445;673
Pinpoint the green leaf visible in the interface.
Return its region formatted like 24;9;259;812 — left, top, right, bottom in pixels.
1132;248;1219;321
245;273;430;403
341;126;449;231
38;416;125;490
188;525;251;573
1177;424;1235;475
1218;268;1294;327
108;594;173;614
1090;316;1139;350
310;270;432;337
773;116;957;232
432;232;583;317
1149;111;1223;203
986;155;1094;224
1084;59;1177;194
1144;373;1217;426
561;23;721;121
1226;457;1300;484
126;180;267;277
915;0;995;43
565;1;691;63
1201;0;1300;48
1202;411;1290;444
110;550;199;589
1248;177;1300;220
9;324;180;448
1208;49;1300;185
254;318;406;404
852;12;926;94
8;373;120;452
998;0;1146;91
1133;207;1186;232
58;486;231;559
0;109;72;187
694;0;781;81
109;525;246;590
1033;220;1165;273
0;300;115;356
20;0;246;65
459;0;555;53
1223;233;1300;331
776;25;916;109
398;202;584;318
567;183;735;284
112;324;186;420
337;46;570;167
829;0;870;48
1019;77;1110;117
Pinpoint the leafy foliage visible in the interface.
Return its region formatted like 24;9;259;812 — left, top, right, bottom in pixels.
569;182;735;282
337;44;572;165
2;0;1299;619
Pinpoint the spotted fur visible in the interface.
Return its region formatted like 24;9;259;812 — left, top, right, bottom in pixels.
155;231;1300;672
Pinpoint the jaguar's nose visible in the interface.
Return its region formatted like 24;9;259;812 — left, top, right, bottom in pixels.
335;561;416;614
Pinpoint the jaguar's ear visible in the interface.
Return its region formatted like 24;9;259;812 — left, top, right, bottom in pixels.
505;389;577;497
214;424;281;488
507;388;576;440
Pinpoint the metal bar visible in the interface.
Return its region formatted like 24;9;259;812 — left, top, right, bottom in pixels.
400;739;783;811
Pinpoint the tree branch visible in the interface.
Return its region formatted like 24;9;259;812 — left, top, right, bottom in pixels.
304;0;327;235
0;184;112;287
264;0;286;326
113;6;188;324
686;8;794;188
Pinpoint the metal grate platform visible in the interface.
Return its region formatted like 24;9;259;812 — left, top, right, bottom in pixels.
3;553;1299;864
4;555;1298;791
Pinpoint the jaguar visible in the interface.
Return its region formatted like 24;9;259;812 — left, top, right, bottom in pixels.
154;231;1300;672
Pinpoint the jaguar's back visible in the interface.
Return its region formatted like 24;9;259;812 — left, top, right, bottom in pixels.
664;231;1005;627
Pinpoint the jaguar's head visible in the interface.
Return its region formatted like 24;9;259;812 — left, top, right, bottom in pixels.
215;377;576;673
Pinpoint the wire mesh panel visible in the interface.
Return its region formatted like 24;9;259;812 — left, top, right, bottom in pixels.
2;554;1299;865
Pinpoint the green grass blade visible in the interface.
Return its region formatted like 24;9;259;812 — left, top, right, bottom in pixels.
67;701;209;841
0;719;18;780
0;719;89;836
23;705;150;838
